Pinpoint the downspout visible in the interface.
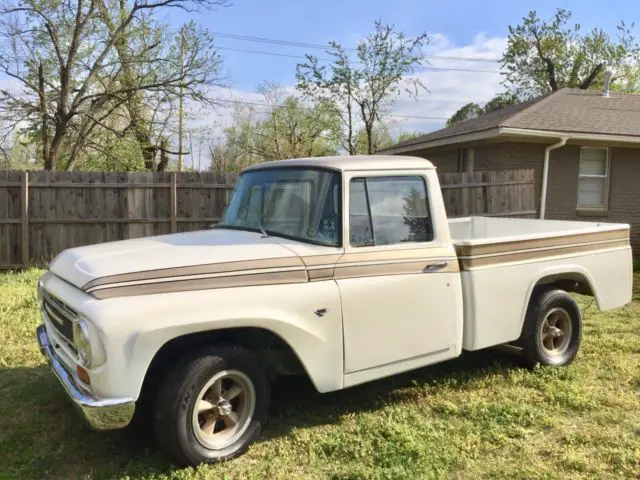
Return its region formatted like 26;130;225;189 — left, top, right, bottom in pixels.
540;137;569;219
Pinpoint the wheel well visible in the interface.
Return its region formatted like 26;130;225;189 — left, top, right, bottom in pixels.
514;273;594;346
138;328;307;408
532;273;596;300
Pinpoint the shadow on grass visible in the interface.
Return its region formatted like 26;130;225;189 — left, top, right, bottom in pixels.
263;347;524;441
0;347;523;479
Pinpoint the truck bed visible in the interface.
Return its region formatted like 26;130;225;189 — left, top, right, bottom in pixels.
448;216;630;269
447;216;632;352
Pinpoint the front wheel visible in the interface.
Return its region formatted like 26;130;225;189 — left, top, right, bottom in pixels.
520;289;583;367
154;347;270;467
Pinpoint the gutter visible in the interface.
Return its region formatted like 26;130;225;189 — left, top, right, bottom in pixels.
540;137;569;219
499;127;640;145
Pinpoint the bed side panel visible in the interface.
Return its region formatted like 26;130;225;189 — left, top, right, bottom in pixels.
460;245;632;351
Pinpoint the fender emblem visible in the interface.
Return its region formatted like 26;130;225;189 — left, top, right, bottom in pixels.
314;308;327;317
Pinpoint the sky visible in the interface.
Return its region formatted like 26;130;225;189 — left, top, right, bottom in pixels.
2;0;639;168
166;0;639;167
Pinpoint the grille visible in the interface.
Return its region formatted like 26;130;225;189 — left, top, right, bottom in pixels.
42;290;77;344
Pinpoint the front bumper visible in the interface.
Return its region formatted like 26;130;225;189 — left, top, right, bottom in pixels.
36;324;135;430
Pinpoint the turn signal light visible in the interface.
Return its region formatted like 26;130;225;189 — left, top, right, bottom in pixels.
76;365;91;385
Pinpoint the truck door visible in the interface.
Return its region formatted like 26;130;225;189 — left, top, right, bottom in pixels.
337;171;463;386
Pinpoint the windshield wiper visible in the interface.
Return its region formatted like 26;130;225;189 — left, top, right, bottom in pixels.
256;216;268;238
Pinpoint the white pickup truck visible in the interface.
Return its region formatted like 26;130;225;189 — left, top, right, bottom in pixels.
36;155;632;466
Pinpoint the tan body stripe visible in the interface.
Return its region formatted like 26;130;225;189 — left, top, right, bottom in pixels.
455;229;628;258
300;254;343;267
82;256;304;291
337;247;455;264
307;268;336;281
458;238;630;269
334;259;459;280
83;248;460;298
90;269;309;300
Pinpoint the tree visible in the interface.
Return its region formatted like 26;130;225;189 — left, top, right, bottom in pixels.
402;187;429;242
0;0;225;170
482;92;519;113
296;21;429;155
354;123;393;153
214;85;342;173
395;131;423;144
502;9;640;98
446;103;483;126
446;92;519;126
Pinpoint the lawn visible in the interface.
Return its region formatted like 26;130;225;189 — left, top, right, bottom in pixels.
0;270;638;480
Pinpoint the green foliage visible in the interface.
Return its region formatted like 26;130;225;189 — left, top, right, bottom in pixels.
395;131;423;145
296;21;429;155
82;139;146;172
354;124;393;153
446;102;483;127
1;270;639;478
502;9;640;98
215;88;342;172
446;93;519;126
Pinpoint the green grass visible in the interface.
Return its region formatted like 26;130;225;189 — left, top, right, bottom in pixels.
0;269;639;480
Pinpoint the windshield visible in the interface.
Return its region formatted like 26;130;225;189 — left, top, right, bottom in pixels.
218;168;342;247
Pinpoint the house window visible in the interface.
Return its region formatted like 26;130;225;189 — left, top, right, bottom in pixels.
577;148;609;209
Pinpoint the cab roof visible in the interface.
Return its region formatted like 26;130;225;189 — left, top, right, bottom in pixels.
243;155;435;173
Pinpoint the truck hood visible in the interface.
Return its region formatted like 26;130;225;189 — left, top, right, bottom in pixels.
49;228;302;291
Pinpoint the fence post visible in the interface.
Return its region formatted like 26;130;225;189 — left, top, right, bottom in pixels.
21;171;29;267
170;172;177;233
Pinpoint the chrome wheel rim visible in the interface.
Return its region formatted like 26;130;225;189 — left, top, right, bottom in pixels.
191;370;256;450
539;308;572;356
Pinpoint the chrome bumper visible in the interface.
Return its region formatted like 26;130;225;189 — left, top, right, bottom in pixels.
36;324;135;430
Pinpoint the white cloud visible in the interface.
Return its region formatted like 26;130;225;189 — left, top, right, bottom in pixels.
388;33;507;134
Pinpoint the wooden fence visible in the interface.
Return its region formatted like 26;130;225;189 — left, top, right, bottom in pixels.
0;168;535;269
439;169;536;218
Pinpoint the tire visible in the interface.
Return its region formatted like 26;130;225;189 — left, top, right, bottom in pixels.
153;347;270;467
520;288;583;367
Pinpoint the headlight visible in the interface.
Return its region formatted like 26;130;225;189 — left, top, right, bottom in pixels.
73;319;93;367
36;279;44;309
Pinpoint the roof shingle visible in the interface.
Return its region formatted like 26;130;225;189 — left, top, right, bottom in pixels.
387;88;640;151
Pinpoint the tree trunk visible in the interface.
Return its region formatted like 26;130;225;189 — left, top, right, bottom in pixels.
99;1;156;171
579;63;604;90
177;28;186;171
157;138;170;171
38;62;51;169
346;92;356;155
134;128;156;170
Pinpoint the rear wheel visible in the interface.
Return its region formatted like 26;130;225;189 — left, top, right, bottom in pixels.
154;347;270;467
521;289;582;367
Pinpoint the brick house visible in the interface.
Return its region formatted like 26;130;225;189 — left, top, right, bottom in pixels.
380;88;640;253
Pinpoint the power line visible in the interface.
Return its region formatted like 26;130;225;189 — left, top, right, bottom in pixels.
212;31;502;64
216;46;501;74
209;97;450;121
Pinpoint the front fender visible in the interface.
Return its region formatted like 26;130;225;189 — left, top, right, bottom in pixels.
90;281;344;399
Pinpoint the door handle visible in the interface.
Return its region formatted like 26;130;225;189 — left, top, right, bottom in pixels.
423;261;448;273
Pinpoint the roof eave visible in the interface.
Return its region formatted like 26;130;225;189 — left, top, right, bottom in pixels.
500;128;640;145
379;127;503;154
382;126;640;154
